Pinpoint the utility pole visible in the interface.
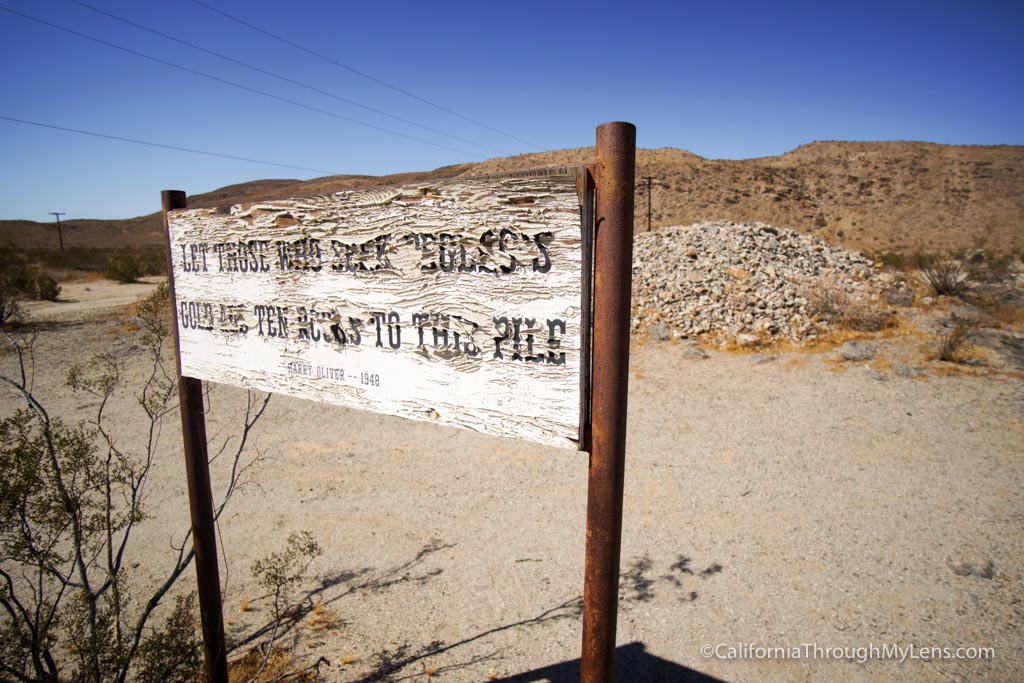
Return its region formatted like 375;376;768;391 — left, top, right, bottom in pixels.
640;176;656;232
49;211;66;254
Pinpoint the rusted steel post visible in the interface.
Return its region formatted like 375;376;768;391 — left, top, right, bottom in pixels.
581;122;636;682
161;191;229;683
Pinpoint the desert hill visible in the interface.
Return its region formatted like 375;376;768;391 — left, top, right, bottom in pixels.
3;142;1021;257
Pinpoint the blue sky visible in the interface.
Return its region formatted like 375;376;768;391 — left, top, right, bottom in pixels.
1;0;1021;221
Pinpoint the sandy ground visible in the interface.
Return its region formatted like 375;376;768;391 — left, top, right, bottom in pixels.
20;276;165;320
3;283;1022;682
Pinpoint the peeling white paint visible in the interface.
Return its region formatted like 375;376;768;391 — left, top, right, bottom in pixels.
167;172;588;449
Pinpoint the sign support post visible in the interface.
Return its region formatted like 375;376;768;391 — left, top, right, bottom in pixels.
581;122;636;682
162;190;229;683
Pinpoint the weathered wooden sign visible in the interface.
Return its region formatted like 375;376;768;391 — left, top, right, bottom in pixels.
166;170;590;449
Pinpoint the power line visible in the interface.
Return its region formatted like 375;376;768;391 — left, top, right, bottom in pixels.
64;0;509;156
0;4;483;159
0;114;340;175
188;0;543;151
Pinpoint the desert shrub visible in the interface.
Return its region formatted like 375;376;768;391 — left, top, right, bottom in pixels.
35;273;61;301
104;252;145;283
244;532;324;680
46;246;112;273
252;531;323;621
29;246;166;278
0;246;35;325
807;284;846;321
873;251;910;269
136;249;168;276
965;250;1015;284
133;594;202;683
914;252;970;297
0;284;271;681
936;314;978;362
807;282;891;332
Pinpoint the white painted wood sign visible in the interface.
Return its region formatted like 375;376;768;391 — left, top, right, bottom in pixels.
166;169;591;449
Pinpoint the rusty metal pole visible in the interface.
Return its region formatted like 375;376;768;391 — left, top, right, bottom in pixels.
581;122;636;682
161;191;229;683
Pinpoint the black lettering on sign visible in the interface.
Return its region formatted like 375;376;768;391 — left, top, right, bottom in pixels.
295;306;363;348
330;317;363;347
179;243;210;272
254;304;290;338
476;230;496;274
412;312;429;347
316;366;346;381
546;318;567;365
213;240;272;273
492;316;509;359
438;233;459;273
532;232;553;273
370;311;402;349
371;312;386;347
411;312;481;357
403;233;438;272
217;303;248;335
492;316;566;364
498;228;518;274
276;238;322;271
179;300;215;330
295;306;321;342
386;311;401;349
432;313;450;348
287;362;313;376
329;235;393;273
402;229;554;275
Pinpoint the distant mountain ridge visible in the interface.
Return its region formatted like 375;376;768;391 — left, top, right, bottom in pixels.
4;141;1021;257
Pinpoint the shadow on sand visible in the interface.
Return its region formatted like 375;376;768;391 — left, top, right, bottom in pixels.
489;641;727;682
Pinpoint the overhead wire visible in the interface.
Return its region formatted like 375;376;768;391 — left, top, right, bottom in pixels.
0;114;340;175
188;0;544;151
0;4;484;159
64;0;510;156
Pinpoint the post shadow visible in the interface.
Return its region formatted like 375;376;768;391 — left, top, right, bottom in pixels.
488;642;728;683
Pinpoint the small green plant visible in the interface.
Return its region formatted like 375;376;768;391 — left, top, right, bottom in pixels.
246;532;323;681
35;273;61;301
0;246;35;325
252;532;323;621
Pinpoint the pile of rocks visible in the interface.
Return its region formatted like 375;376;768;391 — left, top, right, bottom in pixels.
631;221;901;344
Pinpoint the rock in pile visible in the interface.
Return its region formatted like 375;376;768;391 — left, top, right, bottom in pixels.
631;221;893;344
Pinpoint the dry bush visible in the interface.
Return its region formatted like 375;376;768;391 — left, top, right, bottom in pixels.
807;282;891;332
915;252;970;297
965;250;1016;284
936;315;978;362
229;646;319;683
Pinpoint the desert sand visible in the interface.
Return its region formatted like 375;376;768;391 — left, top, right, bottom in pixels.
3;282;1022;682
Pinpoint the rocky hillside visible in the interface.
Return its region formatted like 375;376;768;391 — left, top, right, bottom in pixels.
470;142;1024;257
3;142;1021;257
